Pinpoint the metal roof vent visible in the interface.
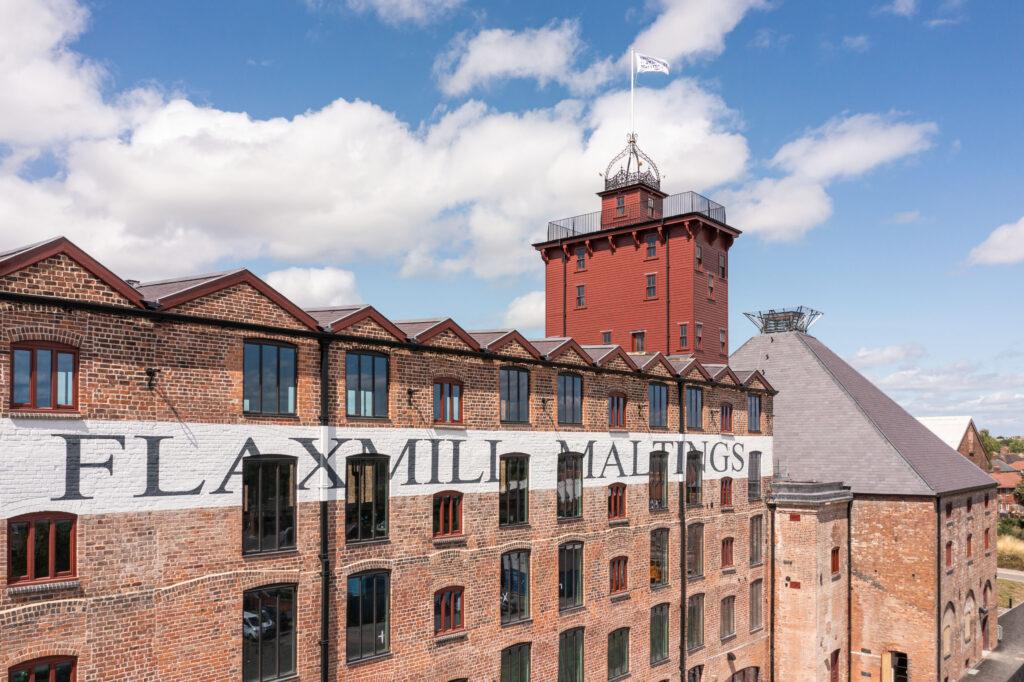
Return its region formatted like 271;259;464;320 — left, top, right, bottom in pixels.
744;307;823;334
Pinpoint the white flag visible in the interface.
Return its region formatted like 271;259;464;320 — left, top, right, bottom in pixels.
635;52;669;75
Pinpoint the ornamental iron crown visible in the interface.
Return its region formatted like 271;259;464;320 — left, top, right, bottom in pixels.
604;133;661;191
744;307;823;334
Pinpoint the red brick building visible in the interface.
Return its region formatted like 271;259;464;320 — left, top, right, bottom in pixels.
918;416;992;472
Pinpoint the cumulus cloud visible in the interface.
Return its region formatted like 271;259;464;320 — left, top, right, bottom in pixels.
879;0;917;17
264;266;360;307
629;0;768;65
725;113;937;239
968;216;1024;265
848;343;925;369
304;0;463;25
503;290;545;332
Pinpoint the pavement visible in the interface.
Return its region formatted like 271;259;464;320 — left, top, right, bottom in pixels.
1001;568;1024;583
969;602;1024;681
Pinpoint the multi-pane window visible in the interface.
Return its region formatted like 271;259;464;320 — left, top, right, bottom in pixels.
500;367;530;423
646;233;657;257
891;652;909;682
748;451;762;501
244;584;296;681
576;246;586;270
646;274;657;298
243;457;296;554
686;387;703;429
499;455;529;525
695;244;702;267
649;451;668;511
945;541;953;568
576;285;586;308
558;374;583;425
632;331;645;352
608;483;627;519
559;627;585;682
345;351;388;418
831;546;841;574
720;595;736;639
687;594;705;650
434;586;464;634
719;253;727;278
686;523;704;578
721;537;734;568
708;274;714;297
750;579;763;630
558;542;584;610
750;515;763;565
608;628;630;680
646;195;656;216
433;379;462;424
6;513;75;584
433;491;462;537
688;666;705;682
648;383;668;428
345;456;388;542
686;450;702;506
610;556;628;594
8;658;76;682
721;403;733;432
720;329;726;352
720;477;733;507
502;643;531;682
650;603;669;664
748;394;762;432
602;331;612;344
679;323;688;349
346;571;389;662
557;453;583;519
11;342;77;410
650;529;669;586
608;393;627;429
243;341;296;415
616;195;625;216
501;550;530;624
695;323;703;349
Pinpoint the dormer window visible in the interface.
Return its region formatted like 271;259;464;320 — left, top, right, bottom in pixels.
11;342;77;410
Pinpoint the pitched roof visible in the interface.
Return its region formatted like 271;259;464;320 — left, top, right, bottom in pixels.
135;270;245;303
529;337;573;358
730;331;995;496
992;471;1021;490
992;459;1017;473
916;416;974;450
304;305;367;329
1011;461;1024;472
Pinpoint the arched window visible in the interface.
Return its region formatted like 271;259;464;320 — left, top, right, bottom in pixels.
345;454;389;542
721;537;734;568
8;657;76;682
244;584;297;680
610;556;628;594
433;491;462;537
720;477;733;507
11;341;78;410
7;512;76;584
965;592;977;643
608;483;626;520
346;571;390;662
434;586;464;634
557;453;583;519
649;451;668;511
984;580;993;608
499;454;529;526
945;541;953;568
942;602;956;658
720;402;733;432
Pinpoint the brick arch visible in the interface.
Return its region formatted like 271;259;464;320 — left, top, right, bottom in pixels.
2;645;80;671
497;540;533;555
238;570;302;592
6;325;84;347
555;532;587;545
341;558;394;579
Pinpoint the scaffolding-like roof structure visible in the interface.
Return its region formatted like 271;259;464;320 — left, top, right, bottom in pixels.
744;307;823;334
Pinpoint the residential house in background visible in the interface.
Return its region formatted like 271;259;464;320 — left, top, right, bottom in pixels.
918;415;991;472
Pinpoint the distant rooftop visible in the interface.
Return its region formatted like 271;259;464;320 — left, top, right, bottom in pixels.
744;307;823;334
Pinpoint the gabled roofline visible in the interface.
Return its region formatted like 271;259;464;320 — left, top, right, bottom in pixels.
631;352;677;376
151;269;320;330
743;369;776;393
484;330;542;360
543;337;590;364
0;236;146;308
409;318;481;351
711;365;743;386
325;305;408;341
678;358;714;382
583;345;639;371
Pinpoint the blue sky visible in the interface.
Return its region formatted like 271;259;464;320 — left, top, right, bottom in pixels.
1;0;1022;434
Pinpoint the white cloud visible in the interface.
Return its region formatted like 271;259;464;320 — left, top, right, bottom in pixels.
879;0;917;17
503;290;545;332
264;266;360;307
749;28;791;50
890;209;921;224
307;0;463;25
848;343;925;369
435;20;613;97
629;0;768;65
841;35;871;52
969;216;1024;265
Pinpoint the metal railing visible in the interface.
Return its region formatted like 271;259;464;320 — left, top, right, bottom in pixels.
546;191;726;241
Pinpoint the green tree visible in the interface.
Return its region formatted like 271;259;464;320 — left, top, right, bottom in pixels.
981;429;1002;456
1015;479;1024;506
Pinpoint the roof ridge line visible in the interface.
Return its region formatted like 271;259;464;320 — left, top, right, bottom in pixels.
793;332;935;495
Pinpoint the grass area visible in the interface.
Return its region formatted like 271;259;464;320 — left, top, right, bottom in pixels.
998;578;1024;608
998;535;1024;570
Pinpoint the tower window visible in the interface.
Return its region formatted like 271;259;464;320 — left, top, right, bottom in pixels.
576;285;585;308
631;331;645;352
602;330;612;344
695;323;703;349
576;246;586;270
679;323;688;349
708;274;714;297
646;233;657;257
695;244;703;267
616;195;625;216
719;253;727;278
645;274;657;298
720;328;727;352
646;195;656;217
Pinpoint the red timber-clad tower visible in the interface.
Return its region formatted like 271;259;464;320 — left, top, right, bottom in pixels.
534;135;738;363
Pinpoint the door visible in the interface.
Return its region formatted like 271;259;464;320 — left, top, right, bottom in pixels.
830;650;840;682
983;615;990;650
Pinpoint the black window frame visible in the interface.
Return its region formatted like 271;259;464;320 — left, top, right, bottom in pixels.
650;528;669;586
557;373;583;425
557;453;584;519
649;451;668;511
243;456;297;555
648;382;668;428
499;454;529;526
608;627;630;680
748;394;762;433
748;451;762;501
686;387;703;429
243;583;297;681
750;579;763;631
243;340;297;416
500;367;530;423
685;450;703;506
720;595;736;639
686;523;704;578
558;627;585;682
501;550;531;624
558;541;584;611
687;593;704;650
576;284;586;308
749;515;763;565
501;642;531;682
345;350;389;418
650;603;670;664
345;455;389;543
346;570;390;662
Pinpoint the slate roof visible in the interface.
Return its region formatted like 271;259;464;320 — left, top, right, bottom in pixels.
730;331;995;496
135;270;244;303
992;459;1017;473
394;319;446;340
529;337;572;358
917;415;974;450
304;305;368;329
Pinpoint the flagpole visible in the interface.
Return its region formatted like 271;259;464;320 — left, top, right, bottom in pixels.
629;49;635;136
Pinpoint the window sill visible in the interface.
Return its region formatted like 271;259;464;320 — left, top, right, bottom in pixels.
649;506;670;515
650;656;670;668
499;420;531;426
560;605;586;616
968;559;974;566
720;633;737;644
558;516;583;525
750;561;764;569
609;518;630;527
433;631;468;645
499;522;531;531
651;582;671;592
608;427;629;433
346;416;391;423
346;652;393;668
432;422;466;430
432;535;467;548
346;537;391;548
722;567;736;575
687;574;704;583
687;644;705;654
609;673;631;682
946;569;954;576
721;506;735;513
243;548;299;560
610;592;630;603
6;578;80;596
750;626;764;635
501;618;533;629
243;412;299;420
9;410;82;419
831;572;842;582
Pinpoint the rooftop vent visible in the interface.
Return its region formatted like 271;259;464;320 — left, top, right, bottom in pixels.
744;307;823;334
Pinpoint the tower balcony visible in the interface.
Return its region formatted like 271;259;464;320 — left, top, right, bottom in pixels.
545;190;727;242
